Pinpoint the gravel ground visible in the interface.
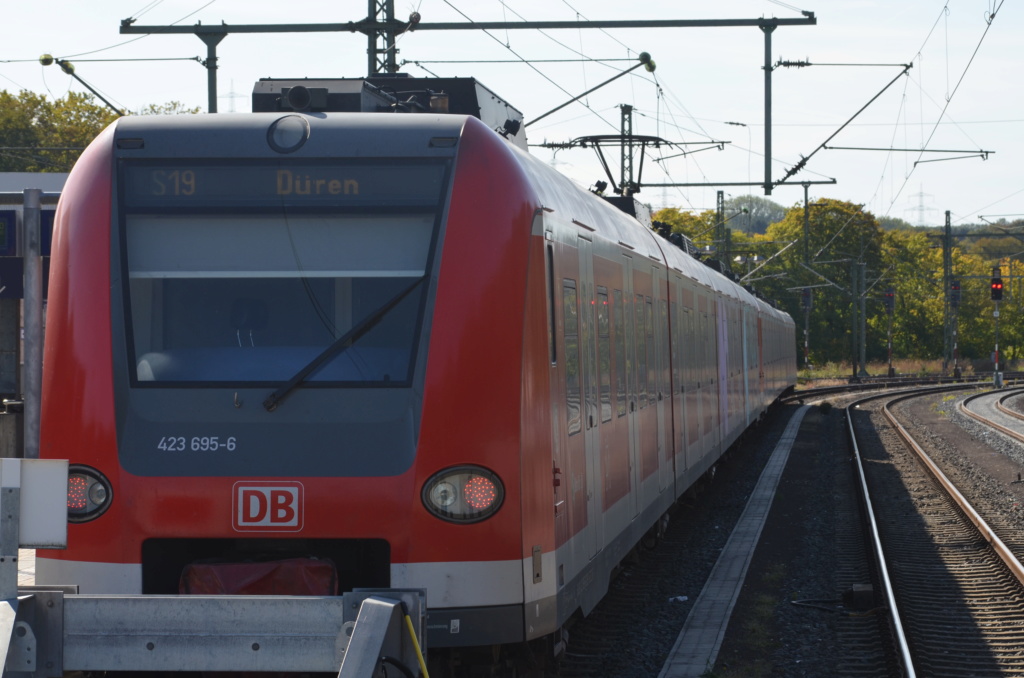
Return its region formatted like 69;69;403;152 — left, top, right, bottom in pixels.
712;387;1024;678
908;390;1024;551
554;387;1024;678
711;402;849;678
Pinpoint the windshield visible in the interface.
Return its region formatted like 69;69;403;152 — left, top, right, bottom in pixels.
121;161;446;387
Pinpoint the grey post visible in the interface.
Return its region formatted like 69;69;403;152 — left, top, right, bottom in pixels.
22;190;42;460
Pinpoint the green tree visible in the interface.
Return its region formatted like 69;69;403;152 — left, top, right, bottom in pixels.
725;195;785;234
873;229;944;359
137;101;203;116
965;235;1024;261
953;252;1002;365
761;199;885;364
654;196;1024;369
877;216;916;231
0;90;201;173
0;90;117;172
653;207;716;241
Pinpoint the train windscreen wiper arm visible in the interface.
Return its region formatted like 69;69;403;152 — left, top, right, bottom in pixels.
262;274;428;412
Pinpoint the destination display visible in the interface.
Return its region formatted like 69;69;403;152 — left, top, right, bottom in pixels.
122;162;448;208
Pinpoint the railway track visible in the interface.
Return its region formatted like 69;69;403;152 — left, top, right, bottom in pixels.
960;387;1024;444
849;387;1024;677
551;382;1024;677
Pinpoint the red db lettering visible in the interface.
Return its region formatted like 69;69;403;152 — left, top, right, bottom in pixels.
242;489;268;522
271;490;296;523
232;482;303;532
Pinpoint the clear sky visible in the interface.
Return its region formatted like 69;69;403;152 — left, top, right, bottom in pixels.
2;0;1018;227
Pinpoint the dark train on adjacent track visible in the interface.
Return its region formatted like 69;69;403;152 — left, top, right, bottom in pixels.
39;76;796;668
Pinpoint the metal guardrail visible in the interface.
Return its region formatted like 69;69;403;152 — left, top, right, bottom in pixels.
0;458;429;678
4;588;427;677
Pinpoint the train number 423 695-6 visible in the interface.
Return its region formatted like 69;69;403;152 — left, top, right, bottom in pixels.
158;436;237;452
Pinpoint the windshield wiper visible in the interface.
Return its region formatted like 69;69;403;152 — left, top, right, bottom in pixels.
263;275;427;411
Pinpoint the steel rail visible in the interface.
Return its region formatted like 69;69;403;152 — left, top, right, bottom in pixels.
887;391;1024;586
846;392;918;678
959;387;1024;444
844;382;983;678
994;387;1024;425
783;374;987;405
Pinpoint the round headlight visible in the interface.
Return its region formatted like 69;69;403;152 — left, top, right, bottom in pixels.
67;465;113;523
422;466;504;524
267;114;310;154
429;481;458;508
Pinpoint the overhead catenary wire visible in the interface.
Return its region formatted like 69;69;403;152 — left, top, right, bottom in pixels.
776;63;913;186
57;0;218;59
398;57;634;64
484;0;660;135
440;0;619;133
130;0;167;22
884;0;1005;218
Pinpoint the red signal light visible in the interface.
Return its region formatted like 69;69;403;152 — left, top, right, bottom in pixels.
68;475;89;511
463;476;498;510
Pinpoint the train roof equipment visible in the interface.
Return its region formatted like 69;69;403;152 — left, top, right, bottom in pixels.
252;75;528;151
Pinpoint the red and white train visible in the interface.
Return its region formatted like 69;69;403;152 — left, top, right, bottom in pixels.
39;77;796;666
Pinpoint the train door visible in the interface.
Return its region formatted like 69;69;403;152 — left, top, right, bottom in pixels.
633;267;658;504
699;294;718;455
652;267;671;493
558;271;588;569
621;255;641;518
756;315;765;410
578;238;601;560
713;298;726;452
594;255;629;528
671;276;686;489
549;242;570;551
682;288;701;472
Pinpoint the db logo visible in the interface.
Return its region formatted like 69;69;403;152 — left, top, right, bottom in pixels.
232;481;304;532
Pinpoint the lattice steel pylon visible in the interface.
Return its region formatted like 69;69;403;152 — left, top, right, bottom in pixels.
620;104;636;196
369;0;399;74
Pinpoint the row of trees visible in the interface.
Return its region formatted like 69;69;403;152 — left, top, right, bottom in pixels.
0;90;198;172
655;200;1023;370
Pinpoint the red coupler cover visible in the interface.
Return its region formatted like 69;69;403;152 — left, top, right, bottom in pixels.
179;557;338;595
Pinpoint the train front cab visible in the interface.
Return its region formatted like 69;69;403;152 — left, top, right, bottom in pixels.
39;112;553;652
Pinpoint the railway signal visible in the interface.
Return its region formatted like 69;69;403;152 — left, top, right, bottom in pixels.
800;286;812;310
992;267;1003;387
883;288;895;314
950;279;961;308
991;277;1004;301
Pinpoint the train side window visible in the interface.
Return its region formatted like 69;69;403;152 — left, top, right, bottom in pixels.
613;289;626;417
597;287;612;423
563;280;582;436
635;293;647;409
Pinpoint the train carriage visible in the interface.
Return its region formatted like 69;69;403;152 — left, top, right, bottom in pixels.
39;77;796;666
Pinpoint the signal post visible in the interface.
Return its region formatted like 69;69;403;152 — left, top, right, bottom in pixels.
884;288;895;376
992;267;1004;387
950;279;961;378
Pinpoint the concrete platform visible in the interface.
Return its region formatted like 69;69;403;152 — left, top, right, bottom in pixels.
658;405;810;678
